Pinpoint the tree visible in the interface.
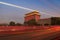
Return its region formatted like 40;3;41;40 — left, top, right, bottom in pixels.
9;21;15;26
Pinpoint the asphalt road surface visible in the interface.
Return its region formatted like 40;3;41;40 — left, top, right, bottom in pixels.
0;27;60;40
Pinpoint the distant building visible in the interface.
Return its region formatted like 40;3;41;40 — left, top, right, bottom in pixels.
24;11;40;25
39;17;60;26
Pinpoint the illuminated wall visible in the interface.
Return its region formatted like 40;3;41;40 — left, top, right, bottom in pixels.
24;11;40;25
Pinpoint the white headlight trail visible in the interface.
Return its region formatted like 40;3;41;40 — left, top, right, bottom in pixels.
0;2;34;11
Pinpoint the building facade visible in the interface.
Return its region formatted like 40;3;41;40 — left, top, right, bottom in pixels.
24;11;40;25
39;17;60;26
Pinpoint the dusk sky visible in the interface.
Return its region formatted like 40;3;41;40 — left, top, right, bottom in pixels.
0;0;60;24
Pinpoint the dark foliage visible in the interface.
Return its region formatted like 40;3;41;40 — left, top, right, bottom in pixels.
9;21;15;26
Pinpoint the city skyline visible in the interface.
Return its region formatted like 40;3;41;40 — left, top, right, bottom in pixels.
0;0;60;24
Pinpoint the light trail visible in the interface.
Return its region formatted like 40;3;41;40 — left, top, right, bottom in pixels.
0;2;34;11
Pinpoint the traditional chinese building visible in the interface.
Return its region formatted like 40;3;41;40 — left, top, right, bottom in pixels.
24;11;40;25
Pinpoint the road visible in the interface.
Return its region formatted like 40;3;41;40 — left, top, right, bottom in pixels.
0;27;60;40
